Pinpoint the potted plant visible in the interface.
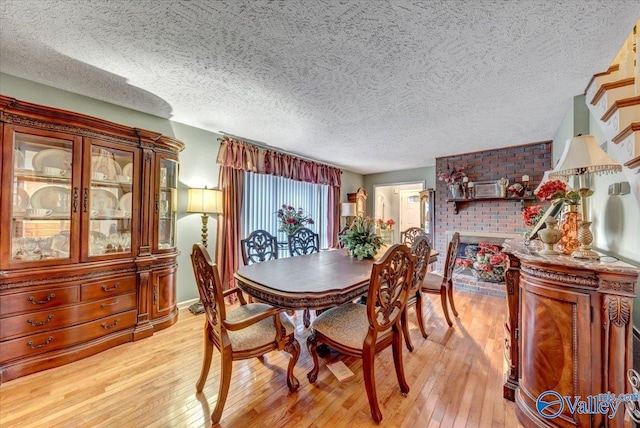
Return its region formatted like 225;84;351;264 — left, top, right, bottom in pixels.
339;216;384;260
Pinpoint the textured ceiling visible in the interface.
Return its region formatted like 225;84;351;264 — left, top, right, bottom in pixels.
0;1;638;174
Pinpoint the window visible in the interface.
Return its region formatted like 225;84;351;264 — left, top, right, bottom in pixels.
242;172;330;255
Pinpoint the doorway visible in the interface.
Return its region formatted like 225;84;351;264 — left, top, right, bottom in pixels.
374;181;424;244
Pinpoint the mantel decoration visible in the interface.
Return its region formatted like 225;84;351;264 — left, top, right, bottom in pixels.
438;163;471;198
339;216;383;260
277;204;314;235
376;218;395;230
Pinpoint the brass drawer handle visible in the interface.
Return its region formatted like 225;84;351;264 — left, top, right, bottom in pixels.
28;293;55;304
27;336;53;349
100;300;120;308
27;315;54;327
101;282;120;292
101;319;120;330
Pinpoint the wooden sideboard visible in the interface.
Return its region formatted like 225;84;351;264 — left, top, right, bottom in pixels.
502;240;639;427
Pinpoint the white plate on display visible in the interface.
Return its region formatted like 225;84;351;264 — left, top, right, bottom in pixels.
91;189;119;213
51;232;70;258
119;192;132;216
122;163;133;178
13;188;30;213
32;149;72;171
30;186;71;213
91;154;122;180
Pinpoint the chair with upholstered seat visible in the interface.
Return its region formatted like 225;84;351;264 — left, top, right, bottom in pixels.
307;244;415;423
241;229;279;265
190;244;300;425
401;234;431;351
421;232;460;327
288;227;320;327
400;227;426;247
287;227;320;256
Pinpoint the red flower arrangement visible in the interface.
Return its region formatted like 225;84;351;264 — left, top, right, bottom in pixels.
437;163;470;184
522;205;545;227
277;205;314;234
535;179;586;205
376;218;395;230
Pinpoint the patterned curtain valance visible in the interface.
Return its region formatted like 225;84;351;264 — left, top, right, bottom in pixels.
216;137;341;187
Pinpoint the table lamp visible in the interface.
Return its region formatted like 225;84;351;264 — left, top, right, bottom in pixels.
549;135;622;259
187;187;223;248
341;202;356;227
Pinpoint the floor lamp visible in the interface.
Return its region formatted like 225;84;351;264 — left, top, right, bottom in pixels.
549;135;622;259
187;186;223;314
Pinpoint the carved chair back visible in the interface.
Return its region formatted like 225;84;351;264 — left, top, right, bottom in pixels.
241;229;278;265
366;244;415;333
288;227;320;257
401;227;426;247
190;243;226;340
443;232;461;285
410;235;431;293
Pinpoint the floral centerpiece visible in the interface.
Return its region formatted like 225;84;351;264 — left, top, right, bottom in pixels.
437;163;471;198
276;205;314;234
339;216;383;260
376;218;396;230
522;204;545;239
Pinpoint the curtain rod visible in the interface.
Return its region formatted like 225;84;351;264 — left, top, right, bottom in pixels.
219;131;343;171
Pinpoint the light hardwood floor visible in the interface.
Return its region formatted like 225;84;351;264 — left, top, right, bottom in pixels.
0;290;521;427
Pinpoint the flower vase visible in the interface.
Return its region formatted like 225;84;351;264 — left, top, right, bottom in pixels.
538;217;561;255
450;184;462;198
556;205;581;255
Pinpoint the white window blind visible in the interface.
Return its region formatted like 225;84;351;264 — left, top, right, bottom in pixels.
242;172;329;256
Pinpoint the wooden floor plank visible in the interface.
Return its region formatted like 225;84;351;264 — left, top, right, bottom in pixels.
0;290;521;427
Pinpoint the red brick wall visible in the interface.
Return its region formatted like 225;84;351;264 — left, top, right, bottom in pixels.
434;141;553;272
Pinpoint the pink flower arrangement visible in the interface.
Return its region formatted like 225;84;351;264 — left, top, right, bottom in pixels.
276;205;314;234
437;163;470;185
536;179;587;205
522;205;545;227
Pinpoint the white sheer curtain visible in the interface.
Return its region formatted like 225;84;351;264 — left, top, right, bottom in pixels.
242;172;329;256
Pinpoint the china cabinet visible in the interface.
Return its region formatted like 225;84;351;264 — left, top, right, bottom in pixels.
0;96;184;382
419;189;434;244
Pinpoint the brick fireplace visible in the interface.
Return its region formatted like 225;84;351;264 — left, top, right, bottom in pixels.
434;141;553;295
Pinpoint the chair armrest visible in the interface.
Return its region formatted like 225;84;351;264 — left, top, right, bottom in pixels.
223;306;282;331
223;287;248;305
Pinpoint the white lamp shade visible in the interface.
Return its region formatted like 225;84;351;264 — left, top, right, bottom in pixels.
187;188;223;214
550;135;622;177
340;202;356;217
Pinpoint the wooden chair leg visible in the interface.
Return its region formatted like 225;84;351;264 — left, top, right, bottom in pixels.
401;307;414;352
306;333;320;383
196;323;214;392
448;280;459;317
392;329;410;395
211;345;233;425
363;344;383;423
415;291;428;339
284;337;301;392
440;286;453;327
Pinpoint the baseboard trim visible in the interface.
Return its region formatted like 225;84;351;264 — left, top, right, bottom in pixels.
177;298;199;311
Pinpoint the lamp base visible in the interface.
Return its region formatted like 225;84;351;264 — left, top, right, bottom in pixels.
571;220;599;260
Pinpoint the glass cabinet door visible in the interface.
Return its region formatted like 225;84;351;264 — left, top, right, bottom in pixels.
156;158;178;251
83;140;138;260
6;128;81;267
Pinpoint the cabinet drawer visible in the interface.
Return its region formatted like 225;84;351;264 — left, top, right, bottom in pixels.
0;293;137;341
0;286;79;317
0;310;137;364
81;276;136;301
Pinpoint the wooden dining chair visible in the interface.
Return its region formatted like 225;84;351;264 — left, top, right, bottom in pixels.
190;244;300;425
307;244;415;423
400;226;426;247
287;227;320;256
288;227;320;327
401;234;431;351
241;229;278;265
421;232;461;327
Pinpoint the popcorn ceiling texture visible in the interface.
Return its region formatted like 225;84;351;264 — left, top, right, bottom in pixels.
0;1;636;174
